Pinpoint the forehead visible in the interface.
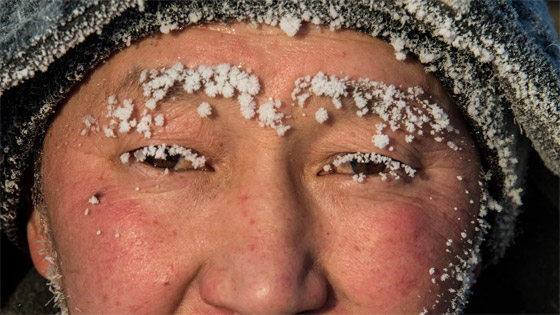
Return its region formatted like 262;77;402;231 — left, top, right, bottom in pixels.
85;23;447;107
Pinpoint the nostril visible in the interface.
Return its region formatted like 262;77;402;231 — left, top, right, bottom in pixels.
296;281;338;314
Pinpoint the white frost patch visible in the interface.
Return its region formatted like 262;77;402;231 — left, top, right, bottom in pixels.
239;93;256;119
315;107;329;123
160;22;178;34
429;267;435;275
88;195;99;205
372;133;390;149
120;152;130;164
103;125;116;138
197;102;212;118
457;175;463;181
107;95;117;105
391;36;408;61
154;114;165;126
81;115;99;135
84;208;89;216
447;141;459;151
138;70;147;83
188;11;202;23
257;98;291;136
352;173;366;183
136;114;152;138
279;15;302;37
96;230;101;235
114;99;134;121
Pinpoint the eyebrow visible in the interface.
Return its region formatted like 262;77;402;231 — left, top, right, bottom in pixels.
113;66;144;96
111;64;446;123
111;65;209;110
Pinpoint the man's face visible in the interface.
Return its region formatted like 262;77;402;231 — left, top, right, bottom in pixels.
28;23;482;313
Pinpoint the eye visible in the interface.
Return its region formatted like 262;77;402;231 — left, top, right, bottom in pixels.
347;159;387;174
318;152;416;181
130;144;213;172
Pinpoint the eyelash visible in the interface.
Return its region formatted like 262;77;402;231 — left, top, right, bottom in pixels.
129;144;213;172
319;152;417;182
125;146;414;182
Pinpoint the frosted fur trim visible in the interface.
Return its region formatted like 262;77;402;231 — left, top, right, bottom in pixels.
0;0;136;92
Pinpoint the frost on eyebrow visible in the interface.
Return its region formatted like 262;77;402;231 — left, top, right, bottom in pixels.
291;72;460;151
80;62;295;137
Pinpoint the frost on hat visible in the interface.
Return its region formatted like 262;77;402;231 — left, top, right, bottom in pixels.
1;0;558;307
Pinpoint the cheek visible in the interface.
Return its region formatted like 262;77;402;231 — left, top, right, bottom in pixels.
46;185;194;312
328;202;472;312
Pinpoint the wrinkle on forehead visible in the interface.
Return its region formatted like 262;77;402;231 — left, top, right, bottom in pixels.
108;65;448;116
103;23;433;91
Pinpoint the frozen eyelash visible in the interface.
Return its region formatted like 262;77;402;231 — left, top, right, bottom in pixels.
130;144;207;170
328;152;417;182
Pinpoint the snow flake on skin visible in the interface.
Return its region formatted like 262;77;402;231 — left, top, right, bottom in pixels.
279;15;302;37
197;102;212;118
257;98;291;136
88;195;100;205
315;107;329;123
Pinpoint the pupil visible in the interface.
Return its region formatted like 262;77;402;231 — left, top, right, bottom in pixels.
349;160;386;174
145;154;180;169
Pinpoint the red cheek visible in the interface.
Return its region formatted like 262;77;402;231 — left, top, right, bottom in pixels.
336;203;449;310
53;189;191;311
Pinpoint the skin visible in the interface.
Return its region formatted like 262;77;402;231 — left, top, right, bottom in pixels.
28;23;481;313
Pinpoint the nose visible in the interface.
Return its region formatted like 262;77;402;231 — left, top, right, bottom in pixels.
198;160;328;313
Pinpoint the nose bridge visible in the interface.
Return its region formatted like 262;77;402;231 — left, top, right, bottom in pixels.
198;143;327;313
234;137;304;223
230;141;307;262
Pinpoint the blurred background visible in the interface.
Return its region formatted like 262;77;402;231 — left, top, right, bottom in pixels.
465;3;558;314
548;0;559;34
